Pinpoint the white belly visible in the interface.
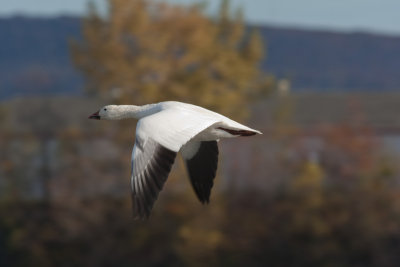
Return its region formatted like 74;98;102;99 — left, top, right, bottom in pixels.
192;126;236;142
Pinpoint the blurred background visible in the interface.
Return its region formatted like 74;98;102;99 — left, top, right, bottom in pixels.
1;0;400;266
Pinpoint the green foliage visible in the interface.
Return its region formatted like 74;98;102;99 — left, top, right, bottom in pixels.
70;0;273;119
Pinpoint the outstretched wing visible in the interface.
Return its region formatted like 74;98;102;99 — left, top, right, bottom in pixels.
182;141;219;204
131;138;176;219
131;108;220;219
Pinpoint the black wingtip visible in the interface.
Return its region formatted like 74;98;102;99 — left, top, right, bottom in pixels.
131;141;177;220
185;141;218;205
132;213;150;221
200;198;210;205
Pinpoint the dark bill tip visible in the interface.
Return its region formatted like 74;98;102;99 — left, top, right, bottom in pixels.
88;111;100;120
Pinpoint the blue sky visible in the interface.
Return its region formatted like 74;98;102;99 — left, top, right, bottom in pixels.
1;0;400;35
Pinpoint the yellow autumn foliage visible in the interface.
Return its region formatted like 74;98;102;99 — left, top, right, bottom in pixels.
70;0;273;119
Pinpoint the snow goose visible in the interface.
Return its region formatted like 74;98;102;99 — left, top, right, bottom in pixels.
89;101;261;219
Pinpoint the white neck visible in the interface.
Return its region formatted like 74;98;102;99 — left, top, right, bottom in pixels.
114;104;159;120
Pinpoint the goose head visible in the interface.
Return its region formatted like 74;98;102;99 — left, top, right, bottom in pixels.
89;105;119;120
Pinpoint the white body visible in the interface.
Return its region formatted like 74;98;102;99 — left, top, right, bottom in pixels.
91;101;261;219
136;101;260;150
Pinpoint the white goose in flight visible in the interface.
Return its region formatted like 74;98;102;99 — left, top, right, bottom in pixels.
89;101;261;219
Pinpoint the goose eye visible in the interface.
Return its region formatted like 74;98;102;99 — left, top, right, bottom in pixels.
104;108;107;111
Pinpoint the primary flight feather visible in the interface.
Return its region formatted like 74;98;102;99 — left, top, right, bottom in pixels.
89;101;261;219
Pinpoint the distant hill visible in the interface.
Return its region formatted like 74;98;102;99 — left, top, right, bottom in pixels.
261;27;400;91
0;16;82;99
1;16;400;100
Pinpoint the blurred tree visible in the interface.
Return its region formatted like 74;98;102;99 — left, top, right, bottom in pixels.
291;157;324;192
318;124;377;182
16;99;63;204
71;0;273;119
